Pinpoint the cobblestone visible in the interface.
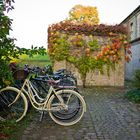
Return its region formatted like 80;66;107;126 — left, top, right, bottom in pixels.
19;87;140;140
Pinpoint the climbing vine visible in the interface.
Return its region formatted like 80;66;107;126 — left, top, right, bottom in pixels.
48;21;131;87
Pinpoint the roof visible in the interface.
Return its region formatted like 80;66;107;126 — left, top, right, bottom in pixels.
120;5;140;24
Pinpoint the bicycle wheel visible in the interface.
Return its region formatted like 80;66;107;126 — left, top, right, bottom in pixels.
48;89;86;126
0;87;28;122
49;93;80;120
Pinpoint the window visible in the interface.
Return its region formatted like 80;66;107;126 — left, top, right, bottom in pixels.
137;14;140;38
130;22;134;40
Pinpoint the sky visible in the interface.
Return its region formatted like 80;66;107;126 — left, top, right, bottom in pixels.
8;0;140;49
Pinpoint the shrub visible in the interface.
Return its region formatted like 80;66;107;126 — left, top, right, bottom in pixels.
132;69;140;89
124;69;140;103
0;1;46;88
125;89;140;103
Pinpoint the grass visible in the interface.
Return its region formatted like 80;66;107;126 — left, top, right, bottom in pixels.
17;54;52;68
0;109;35;140
20;54;50;61
19;60;52;68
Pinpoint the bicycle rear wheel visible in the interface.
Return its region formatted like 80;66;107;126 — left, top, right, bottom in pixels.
48;89;86;126
51;93;81;120
0;87;28;122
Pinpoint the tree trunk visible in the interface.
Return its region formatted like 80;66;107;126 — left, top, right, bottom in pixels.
82;74;86;88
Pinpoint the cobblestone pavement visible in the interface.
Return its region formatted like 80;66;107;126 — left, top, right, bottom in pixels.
20;87;140;140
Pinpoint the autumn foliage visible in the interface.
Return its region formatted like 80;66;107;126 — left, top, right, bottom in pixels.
68;4;99;25
47;5;131;86
48;21;131;67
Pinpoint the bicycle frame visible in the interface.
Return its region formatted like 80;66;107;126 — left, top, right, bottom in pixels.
19;77;64;111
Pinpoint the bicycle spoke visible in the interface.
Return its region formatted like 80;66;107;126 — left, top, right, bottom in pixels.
48;89;86;126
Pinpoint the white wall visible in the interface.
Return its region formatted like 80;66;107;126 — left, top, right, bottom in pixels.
125;42;140;80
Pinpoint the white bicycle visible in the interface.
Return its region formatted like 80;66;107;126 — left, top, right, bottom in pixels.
0;73;86;126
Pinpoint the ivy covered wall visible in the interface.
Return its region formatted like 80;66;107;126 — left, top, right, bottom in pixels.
48;21;131;86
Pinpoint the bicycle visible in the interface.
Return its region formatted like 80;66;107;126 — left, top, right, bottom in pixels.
0;73;86;126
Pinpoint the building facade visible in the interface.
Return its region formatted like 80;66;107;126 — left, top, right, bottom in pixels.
121;5;140;80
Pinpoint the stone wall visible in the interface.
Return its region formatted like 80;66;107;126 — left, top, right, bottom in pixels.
50;27;126;87
53;56;125;86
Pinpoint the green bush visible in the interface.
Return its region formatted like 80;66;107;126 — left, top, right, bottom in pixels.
0;1;46;88
132;69;140;89
124;69;140;103
125;89;140;103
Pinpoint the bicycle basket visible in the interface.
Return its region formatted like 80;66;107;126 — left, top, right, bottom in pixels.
13;69;29;81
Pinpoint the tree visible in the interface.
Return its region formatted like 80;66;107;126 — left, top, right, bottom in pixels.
0;0;46;87
68;4;99;25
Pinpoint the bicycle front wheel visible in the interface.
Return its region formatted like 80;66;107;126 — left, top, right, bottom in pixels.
48;89;86;126
0;87;28;122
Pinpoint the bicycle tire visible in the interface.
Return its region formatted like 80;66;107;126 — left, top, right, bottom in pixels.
48;89;86;126
0;87;28;122
50;93;81;120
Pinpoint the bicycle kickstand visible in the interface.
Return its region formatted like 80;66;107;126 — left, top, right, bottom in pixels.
39;111;44;122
